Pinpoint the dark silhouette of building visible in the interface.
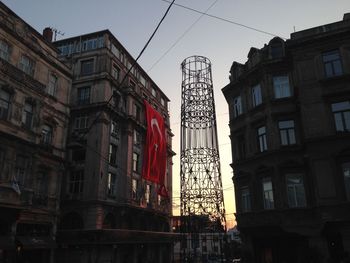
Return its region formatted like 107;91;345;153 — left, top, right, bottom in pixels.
222;14;350;263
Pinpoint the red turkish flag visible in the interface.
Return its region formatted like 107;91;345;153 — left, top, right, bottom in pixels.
142;101;167;193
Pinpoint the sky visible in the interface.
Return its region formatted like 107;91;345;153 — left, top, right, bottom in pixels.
3;0;350;228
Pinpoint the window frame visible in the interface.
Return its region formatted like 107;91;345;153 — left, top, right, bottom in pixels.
47;73;58;97
331;101;350;132
278;120;296;146
132;152;140;172
286;173;307;208
257;126;268;152
241;186;251;213
69;170;84;194
107;172;117;198
323;50;343;78
22;101;34;129
41;124;53;145
19;55;35;76
77;86;91;105
0;39;10;61
109;144;118;166
233;95;242;117
75;115;89;130
252;84;262;107
273;75;291;99
262;178;274;209
112;63;120;81
0;89;10;120
80;59;94;76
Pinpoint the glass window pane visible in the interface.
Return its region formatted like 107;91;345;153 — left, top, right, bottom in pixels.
289;129;296;144
332;101;350;112
344;111;350;130
334;113;344;131
280;130;288;145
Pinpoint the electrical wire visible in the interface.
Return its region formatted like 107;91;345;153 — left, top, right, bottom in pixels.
77;0;176;139
148;0;219;72
161;0;287;39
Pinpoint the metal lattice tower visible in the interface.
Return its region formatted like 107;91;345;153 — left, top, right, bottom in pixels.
180;56;226;261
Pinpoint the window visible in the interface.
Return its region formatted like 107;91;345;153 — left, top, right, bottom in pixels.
69;170;84;194
112;64;120;80
323;50;343;78
75;115;89;129
263;178;274;209
133;152;140;172
252;84;262;107
80;59;94;75
342;162;350;201
41;124;53;145
19;55;35;76
15;156;28;186
161;98;165;107
132;178;138;200
331;101;350;132
279;120;296;145
151;87;157;97
107;172;116;197
134;130;141;146
145;184;151;204
257;126;268;152
77;87;90;105
0;39;10;61
273;75;291;99
237;135;246;160
134;104;141;121
22;102;33;129
109;144;117;166
47;74;57;96
0;89;10;120
286;173;306;208
111;121;119;136
233;96;242;117
241;186;251;212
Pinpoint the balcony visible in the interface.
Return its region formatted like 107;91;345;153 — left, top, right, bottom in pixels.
0;57;46;93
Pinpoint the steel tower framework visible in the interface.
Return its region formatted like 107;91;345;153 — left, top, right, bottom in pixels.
180;56;226;261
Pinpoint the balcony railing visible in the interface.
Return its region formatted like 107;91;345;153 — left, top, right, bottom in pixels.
0;57;46;93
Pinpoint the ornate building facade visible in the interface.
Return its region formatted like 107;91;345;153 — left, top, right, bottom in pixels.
0;2;71;262
54;30;175;263
223;14;350;263
0;2;176;263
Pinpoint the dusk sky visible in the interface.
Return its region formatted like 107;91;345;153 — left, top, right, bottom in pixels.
3;0;350;228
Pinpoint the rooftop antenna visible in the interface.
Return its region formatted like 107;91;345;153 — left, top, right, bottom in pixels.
51;27;65;41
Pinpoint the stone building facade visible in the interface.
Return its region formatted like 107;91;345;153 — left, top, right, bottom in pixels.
54;31;175;263
0;2;71;263
222;14;350;263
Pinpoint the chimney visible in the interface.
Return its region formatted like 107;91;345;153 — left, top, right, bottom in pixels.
344;13;350;21
43;27;53;42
